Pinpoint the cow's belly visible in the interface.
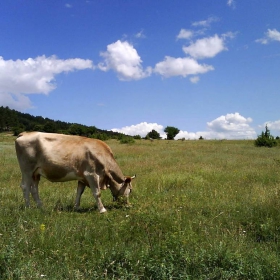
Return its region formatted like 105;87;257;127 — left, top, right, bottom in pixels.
51;171;82;182
35;166;83;182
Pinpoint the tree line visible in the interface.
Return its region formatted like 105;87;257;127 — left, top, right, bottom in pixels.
0;106;181;141
0;106;122;140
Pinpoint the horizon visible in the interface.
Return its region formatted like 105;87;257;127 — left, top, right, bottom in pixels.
0;1;280;139
4;106;278;140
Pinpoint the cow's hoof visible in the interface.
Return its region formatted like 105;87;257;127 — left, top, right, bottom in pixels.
99;207;107;214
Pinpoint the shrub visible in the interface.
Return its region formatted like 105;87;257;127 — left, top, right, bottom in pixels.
255;125;277;147
91;133;109;141
119;137;135;144
146;129;161;140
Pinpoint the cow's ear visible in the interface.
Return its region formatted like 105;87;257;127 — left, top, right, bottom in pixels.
125;177;131;183
124;174;136;183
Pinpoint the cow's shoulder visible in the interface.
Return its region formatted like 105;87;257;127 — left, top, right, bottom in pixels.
89;138;113;153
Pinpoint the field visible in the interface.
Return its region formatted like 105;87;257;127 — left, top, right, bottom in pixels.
1;133;280;279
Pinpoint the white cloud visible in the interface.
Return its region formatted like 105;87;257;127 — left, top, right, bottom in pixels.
154;56;214;78
256;29;280;44
175;130;200;140
206;113;256;139
189;76;200;83
112;113;257;140
98;40;152;81
177;29;193;40
0;92;33;111
192;16;219;27
135;29;146;39
183;34;227;59
259;120;280;133
111;122;165;138
176;113;256;140
222;31;237;40
227;0;236;9
65;3;72;8
0;55;93;110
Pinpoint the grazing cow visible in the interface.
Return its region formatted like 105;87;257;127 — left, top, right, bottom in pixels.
15;132;136;213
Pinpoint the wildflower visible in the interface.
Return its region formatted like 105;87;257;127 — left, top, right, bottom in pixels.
40;224;46;232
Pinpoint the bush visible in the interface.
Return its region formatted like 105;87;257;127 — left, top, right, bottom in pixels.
119;136;135;144
91;133;109;141
255;125;277;147
146;129;161;140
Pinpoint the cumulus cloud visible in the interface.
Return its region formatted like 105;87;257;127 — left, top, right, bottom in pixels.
183;34;227;59
0;55;93;110
157;21;234;81
206;113;256;139
259;120;280;134
256;29;280;44
177;29;193;40
0;92;33;111
176;113;256;140
112;113;256;140
154;56;214;78
98;40;152;81
111;122;165;138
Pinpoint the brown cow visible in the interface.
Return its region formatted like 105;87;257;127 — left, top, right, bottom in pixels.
15;132;135;213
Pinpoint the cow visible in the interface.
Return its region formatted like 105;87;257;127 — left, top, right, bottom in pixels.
15;132;136;213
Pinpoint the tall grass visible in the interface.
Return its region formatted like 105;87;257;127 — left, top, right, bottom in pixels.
1;134;280;279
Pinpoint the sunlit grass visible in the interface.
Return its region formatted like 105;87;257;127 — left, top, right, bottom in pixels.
1;134;280;279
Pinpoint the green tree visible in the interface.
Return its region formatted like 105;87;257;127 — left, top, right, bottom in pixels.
164;126;180;140
146;129;161;139
68;124;85;136
33;124;44;131
255;125;277;147
43;122;57;133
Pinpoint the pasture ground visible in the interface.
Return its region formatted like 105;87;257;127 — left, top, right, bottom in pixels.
1;133;280;279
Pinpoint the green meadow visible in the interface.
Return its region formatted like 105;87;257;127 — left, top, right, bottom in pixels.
1;133;280;279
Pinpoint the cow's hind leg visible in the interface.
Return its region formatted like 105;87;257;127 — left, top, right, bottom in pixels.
74;181;86;209
86;175;107;213
30;174;42;207
20;174;32;207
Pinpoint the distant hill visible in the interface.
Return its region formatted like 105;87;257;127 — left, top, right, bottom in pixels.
0;106;128;140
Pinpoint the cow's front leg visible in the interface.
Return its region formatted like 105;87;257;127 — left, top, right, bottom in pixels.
74;181;86;209
86;175;107;213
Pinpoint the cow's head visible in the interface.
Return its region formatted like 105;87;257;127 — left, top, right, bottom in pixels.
112;175;136;202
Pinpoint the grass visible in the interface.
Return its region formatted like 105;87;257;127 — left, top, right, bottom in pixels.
1;134;280;279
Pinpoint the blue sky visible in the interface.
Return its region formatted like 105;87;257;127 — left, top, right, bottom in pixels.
1;0;280;139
